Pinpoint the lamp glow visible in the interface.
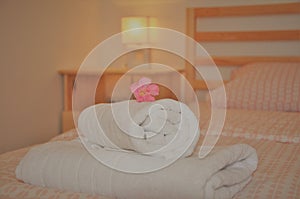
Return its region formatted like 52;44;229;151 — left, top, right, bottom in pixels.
121;17;157;44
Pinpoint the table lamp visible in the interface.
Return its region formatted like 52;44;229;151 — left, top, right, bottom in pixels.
121;17;157;67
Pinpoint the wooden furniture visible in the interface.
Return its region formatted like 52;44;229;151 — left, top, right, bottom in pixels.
58;67;185;132
186;2;300;90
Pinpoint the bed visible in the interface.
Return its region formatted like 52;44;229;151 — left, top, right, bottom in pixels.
1;2;300;199
1;104;300;198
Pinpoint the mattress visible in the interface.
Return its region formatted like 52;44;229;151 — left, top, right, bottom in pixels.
1;105;300;199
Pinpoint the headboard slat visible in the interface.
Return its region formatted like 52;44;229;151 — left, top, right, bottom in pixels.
194;2;300;17
211;56;300;66
195;30;300;42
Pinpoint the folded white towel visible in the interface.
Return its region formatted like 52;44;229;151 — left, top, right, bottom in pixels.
16;140;258;199
78;99;200;159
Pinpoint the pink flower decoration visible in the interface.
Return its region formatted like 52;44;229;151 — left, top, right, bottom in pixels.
130;77;159;102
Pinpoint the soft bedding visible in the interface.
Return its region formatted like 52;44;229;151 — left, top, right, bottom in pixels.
14;100;257;199
199;102;300;143
15;139;257;199
211;62;300;112
1;103;300;198
78;99;199;160
1;129;300;199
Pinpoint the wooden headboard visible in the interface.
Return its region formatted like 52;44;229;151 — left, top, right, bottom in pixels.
186;2;300;90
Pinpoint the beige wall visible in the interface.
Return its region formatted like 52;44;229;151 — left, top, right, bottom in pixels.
0;0;115;153
1;0;299;153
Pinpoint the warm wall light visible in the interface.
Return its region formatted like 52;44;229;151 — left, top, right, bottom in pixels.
121;17;157;44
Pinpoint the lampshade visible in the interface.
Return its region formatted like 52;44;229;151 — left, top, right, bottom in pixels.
121;17;157;44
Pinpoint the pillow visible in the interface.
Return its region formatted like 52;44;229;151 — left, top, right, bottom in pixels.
211;62;300;112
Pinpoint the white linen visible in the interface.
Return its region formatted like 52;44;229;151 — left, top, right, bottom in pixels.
78;99;200;159
16;140;258;199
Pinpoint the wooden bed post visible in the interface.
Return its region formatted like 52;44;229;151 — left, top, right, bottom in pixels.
186;8;196;90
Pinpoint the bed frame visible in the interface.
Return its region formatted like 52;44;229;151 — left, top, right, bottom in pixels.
186;2;300;90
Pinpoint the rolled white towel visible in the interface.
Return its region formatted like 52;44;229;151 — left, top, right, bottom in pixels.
78;99;200;159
